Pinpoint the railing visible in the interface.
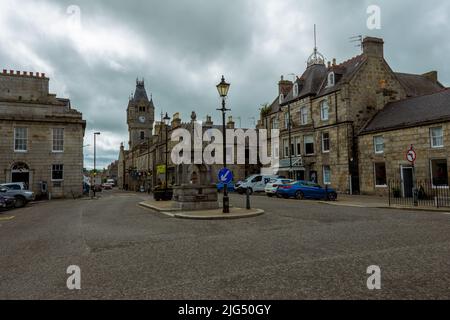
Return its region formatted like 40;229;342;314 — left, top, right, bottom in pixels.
388;179;450;208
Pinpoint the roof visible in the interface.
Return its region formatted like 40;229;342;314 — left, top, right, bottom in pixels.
395;72;444;97
361;89;450;134
133;81;149;102
281;54;366;105
282;64;328;104
315;54;366;98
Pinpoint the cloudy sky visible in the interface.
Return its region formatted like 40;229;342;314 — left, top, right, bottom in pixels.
1;0;449;169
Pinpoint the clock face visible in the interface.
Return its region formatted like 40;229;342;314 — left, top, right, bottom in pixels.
139;116;146;123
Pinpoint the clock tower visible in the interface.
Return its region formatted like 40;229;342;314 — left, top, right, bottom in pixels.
127;79;155;149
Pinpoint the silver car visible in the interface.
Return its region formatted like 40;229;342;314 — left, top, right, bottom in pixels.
0;184;35;208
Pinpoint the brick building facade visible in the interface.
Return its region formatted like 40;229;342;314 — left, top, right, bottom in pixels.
0;69;86;198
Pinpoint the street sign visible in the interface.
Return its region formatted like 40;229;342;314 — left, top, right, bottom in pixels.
218;168;233;184
406;146;417;164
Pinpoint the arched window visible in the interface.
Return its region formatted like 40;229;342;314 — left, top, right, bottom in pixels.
327;72;335;87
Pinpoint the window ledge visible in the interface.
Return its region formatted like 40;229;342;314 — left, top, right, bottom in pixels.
375;185;388;188
14;150;28;153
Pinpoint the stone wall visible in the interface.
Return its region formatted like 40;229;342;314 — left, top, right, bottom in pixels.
359;123;450;195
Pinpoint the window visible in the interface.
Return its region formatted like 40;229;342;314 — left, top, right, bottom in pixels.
431;159;448;186
431;127;444;148
323;166;331;185
271;117;279;129
295;137;301;156
300;106;308;125
284;112;290;129
283;138;289;158
327;72;335;87
322;132;330;153
52;164;64;181
320;100;329;121
293;83;299;97
52;128;64;152
374;163;387;187
140;131;145;140
14;128;28;152
304;135;314;155
374;136;384;154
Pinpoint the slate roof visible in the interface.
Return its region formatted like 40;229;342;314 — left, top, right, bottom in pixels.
133;81;149;102
361;89;450;134
395;72;444;97
282;64;328;104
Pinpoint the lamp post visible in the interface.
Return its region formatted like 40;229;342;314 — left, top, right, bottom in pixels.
216;75;231;213
93;132;101;197
163;113;171;199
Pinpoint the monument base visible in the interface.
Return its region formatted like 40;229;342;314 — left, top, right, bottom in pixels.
172;185;219;211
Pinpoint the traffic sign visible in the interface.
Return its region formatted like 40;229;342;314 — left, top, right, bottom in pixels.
218;168;233;184
406;146;417;164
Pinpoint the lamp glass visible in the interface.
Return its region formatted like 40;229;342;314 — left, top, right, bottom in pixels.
216;76;230;98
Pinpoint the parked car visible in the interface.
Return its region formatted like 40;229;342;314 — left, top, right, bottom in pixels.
216;182;235;193
0;186;35;208
265;178;294;197
235;174;281;195
0;195;16;211
276;181;338;201
0;182;28;190
102;183;113;190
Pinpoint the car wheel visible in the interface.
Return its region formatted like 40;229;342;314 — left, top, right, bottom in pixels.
295;191;304;200
14;196;26;208
327;192;337;201
267;193;273;197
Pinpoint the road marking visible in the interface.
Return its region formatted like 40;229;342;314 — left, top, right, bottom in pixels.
0;216;15;221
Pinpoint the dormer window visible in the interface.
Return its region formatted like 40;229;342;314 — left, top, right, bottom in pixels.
279;94;284;104
327;72;335;87
293;83;299;97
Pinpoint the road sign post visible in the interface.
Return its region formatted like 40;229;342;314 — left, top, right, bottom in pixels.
406;145;418;206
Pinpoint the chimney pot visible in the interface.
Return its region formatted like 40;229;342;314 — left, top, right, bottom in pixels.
41;73;45;77
2;69;6;74
30;72;34;76
327;61;331;68
16;71;20;75
23;71;27;76
332;58;336;66
10;70;13;74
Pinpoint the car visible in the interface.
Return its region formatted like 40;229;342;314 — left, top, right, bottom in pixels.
265;178;294;197
235;174;282;195
276;180;338;201
0;195;16;211
0;186;35;208
216;182;235;193
0;182;28;191
102;183;113;190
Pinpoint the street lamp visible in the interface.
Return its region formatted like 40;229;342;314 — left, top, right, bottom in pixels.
163;113;171;199
93;132;101;197
216;75;231;213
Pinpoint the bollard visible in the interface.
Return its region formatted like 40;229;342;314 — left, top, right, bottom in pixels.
246;188;251;210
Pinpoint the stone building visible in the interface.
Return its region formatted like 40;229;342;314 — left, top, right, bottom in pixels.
118;80;260;192
359;89;450;196
258;36;444;193
0;69;86;198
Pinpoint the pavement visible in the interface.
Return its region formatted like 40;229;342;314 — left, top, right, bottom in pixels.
139;199;264;219
1;189;450;299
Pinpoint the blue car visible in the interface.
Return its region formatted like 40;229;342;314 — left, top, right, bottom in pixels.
216;182;235;193
276;180;337;201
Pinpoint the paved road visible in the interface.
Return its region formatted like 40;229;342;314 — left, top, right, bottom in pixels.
1;190;450;299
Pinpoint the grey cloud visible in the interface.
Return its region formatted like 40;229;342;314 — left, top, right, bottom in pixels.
1;0;449;169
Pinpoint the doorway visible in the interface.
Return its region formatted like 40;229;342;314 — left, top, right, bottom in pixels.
11;162;30;190
401;166;414;198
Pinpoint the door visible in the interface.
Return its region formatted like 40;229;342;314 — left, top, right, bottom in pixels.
401;166;414;198
295;170;305;181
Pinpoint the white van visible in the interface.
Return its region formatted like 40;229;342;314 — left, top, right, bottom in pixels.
235;174;281;195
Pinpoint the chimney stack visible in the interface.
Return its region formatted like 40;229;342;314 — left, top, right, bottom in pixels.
278;75;294;96
227;116;235;129
332;58;336;66
363;37;384;58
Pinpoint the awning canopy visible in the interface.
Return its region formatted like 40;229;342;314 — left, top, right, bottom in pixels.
278;157;305;171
